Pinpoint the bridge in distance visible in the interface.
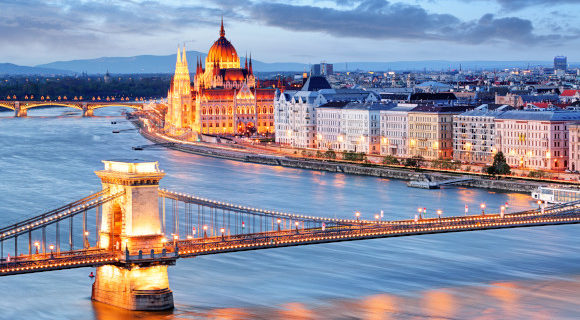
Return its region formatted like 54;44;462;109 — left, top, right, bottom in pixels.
0;100;143;117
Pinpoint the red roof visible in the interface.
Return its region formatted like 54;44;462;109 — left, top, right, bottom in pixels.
527;102;571;109
561;90;580;97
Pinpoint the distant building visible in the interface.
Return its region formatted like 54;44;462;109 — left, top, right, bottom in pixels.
495;111;580;171
415;81;452;93
452;104;512;164
409;92;457;105
311;63;333;76
316;102;393;154
495;93;559;109
408;105;472;160
560;90;580;103
554;56;567;71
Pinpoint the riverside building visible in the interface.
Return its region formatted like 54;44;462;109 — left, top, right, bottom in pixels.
495;111;580;171
379;104;416;157
316;102;394;154
452;104;512;164
274;76;378;148
408;105;472;160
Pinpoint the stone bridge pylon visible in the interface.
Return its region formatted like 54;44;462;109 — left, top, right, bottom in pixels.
91;160;174;311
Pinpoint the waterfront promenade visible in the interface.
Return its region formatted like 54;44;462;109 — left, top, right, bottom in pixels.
131;114;575;194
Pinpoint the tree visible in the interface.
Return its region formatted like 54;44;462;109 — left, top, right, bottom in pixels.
404;156;423;168
486;152;511;176
382;155;399;165
324;150;337;159
343;151;366;162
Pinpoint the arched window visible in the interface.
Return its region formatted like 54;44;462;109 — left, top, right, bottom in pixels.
202;108;206;115
222;107;226;114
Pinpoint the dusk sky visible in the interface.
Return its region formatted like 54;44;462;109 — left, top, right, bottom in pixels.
1;0;579;66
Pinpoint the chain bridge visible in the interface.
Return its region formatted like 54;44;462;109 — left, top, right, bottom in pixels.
1;160;579;311
0;100;143;117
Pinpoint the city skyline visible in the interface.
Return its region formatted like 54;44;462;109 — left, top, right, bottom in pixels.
0;0;579;66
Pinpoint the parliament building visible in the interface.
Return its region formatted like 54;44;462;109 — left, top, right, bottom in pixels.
165;20;275;136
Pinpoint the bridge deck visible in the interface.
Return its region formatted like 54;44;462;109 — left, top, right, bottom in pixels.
2;200;579;276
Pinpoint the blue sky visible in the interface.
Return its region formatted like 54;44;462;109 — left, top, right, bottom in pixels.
0;0;578;65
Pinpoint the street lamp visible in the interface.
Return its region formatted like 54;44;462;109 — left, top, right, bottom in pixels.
295;221;300;233
480;203;486;215
537;200;542;209
375;214;380;223
220;227;225;241
417;207;423;219
436;210;442;222
34;241;40;254
203;225;208;238
500;205;505;218
355;211;360;221
49;245;54;258
277;218;281;231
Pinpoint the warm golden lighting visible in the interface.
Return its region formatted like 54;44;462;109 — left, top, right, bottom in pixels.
103;160;159;174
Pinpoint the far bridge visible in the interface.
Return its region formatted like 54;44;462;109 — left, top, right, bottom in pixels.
0;100;143;117
0;160;578;311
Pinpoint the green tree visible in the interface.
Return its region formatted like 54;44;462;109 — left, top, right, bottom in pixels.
343;151;366;162
404;156;423;168
486;152;511;176
324;150;337;159
382;155;399;165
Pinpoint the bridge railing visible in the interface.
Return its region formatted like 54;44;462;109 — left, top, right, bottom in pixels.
0;190;124;260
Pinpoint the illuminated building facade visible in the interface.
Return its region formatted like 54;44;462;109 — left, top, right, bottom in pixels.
408;105;470;160
452;104;512;164
165;20;275;136
495;111;580;171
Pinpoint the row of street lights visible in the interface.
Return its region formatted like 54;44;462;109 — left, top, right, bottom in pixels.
353;202;518;222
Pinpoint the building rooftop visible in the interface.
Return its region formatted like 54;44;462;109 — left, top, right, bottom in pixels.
410;105;472;113
301;76;332;91
317;102;395;111
497;110;580;121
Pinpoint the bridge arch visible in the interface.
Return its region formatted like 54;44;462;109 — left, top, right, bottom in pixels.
87;104;142;111
0;102;15;111
22;102;83;111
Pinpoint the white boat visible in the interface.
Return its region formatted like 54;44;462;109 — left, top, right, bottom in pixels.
532;187;580;204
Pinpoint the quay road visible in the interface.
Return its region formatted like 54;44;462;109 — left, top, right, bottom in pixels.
2;199;577;276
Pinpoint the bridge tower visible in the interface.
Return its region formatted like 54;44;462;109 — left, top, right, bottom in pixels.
14;102;27;117
91;160;174;311
82;102;93;117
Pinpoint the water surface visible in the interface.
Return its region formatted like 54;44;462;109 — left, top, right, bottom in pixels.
0;108;578;319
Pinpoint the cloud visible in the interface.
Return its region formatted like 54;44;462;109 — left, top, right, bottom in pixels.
492;0;580;9
0;0;216;50
248;0;571;45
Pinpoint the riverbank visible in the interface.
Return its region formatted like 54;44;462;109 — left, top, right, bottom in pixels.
130;119;566;194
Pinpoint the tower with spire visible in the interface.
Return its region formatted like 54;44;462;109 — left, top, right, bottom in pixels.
166;46;192;130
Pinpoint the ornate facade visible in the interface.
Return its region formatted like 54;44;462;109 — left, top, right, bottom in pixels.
165;20;275;136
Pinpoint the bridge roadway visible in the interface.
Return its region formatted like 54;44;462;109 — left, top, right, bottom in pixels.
2;199;579;276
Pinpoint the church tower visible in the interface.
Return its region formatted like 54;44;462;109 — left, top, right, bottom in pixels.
166;47;192;130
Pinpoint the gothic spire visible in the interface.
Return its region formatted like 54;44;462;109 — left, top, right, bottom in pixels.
249;53;253;74
220;16;225;37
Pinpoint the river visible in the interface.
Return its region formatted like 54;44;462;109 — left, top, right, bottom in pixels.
0;107;579;319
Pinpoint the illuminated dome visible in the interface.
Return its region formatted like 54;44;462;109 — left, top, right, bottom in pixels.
206;20;239;65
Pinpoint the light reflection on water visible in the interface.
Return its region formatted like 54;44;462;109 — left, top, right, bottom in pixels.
1;107;580;319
